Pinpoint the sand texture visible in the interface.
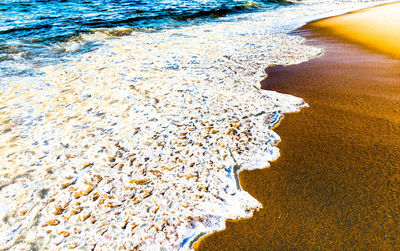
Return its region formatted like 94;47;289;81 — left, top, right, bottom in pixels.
197;3;400;250
310;2;400;59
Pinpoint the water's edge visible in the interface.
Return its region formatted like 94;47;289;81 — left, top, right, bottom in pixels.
190;1;396;249
0;1;394;250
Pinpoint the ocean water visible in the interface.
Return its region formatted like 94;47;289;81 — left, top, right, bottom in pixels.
0;0;393;250
0;0;291;78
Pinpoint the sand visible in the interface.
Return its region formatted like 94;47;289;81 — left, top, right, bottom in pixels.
310;2;400;59
196;2;400;250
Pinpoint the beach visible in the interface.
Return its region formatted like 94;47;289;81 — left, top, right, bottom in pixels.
197;2;400;250
0;1;398;250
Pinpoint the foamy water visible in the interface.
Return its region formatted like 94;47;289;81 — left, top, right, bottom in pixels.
0;0;393;250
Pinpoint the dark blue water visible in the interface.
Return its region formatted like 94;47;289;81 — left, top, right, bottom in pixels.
0;0;292;77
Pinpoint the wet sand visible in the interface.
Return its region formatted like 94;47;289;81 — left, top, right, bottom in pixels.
197;3;400;250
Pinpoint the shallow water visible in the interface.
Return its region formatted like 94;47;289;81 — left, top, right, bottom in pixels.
0;0;291;78
0;0;393;250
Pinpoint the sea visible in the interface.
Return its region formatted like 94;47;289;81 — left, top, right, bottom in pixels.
0;0;305;79
0;0;393;250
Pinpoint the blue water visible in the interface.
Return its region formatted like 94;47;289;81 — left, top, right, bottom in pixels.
0;0;292;78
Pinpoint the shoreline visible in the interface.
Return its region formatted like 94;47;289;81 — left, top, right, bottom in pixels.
1;1;322;249
197;2;400;250
0;1;396;250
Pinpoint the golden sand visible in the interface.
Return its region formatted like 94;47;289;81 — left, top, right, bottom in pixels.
197;2;400;250
310;2;400;59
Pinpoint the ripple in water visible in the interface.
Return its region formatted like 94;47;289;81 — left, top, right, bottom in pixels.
0;0;292;78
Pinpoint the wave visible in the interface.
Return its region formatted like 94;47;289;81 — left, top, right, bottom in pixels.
0;0;295;78
0;1;320;249
0;0;289;38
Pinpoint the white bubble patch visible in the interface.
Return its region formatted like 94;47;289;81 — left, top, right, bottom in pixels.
0;0;393;250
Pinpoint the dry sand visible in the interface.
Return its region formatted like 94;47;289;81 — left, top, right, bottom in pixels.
311;2;400;59
196;2;400;250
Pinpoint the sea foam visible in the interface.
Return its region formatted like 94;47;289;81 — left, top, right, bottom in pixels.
0;0;393;250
